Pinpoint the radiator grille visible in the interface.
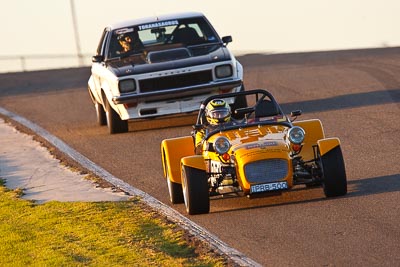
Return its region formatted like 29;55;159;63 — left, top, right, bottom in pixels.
244;159;288;183
139;70;213;92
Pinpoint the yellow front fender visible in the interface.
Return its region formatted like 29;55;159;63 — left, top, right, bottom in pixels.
318;138;341;156
293;119;325;161
161;136;194;184
181;155;206;171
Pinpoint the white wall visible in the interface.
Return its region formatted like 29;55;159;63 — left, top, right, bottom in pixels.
1;0;399;56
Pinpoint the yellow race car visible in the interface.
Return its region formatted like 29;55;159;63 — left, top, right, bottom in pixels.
161;89;347;214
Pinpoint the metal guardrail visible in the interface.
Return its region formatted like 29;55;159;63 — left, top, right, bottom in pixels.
0;51;257;73
0;54;93;73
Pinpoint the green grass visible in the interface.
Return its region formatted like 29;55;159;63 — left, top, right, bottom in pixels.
0;179;225;266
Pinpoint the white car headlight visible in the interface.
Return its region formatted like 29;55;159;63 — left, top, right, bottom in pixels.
215;64;233;78
287;126;305;145
214;136;231;154
119;79;136;93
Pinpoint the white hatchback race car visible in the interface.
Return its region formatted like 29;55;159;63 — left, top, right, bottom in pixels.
88;12;244;134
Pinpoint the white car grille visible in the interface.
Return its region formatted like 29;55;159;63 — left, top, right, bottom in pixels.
244;159;288;183
139;70;213;92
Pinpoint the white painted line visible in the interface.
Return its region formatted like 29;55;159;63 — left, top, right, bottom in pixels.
0;107;261;267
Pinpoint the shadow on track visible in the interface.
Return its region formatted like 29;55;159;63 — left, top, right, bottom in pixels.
209;174;400;214
348;174;400;197
128;113;196;132
280;89;400;114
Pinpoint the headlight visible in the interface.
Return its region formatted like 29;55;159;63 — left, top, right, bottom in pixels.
213;136;231;154
119;79;136;93
215;64;233;78
287;126;305;145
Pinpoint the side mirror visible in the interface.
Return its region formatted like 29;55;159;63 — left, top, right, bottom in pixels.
92;55;103;63
235;107;253;115
222;36;232;45
290;110;302;117
192;124;204;131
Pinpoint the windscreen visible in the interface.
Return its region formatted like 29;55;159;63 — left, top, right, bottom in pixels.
108;17;220;59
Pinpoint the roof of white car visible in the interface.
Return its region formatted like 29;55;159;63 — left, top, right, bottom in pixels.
108;12;205;30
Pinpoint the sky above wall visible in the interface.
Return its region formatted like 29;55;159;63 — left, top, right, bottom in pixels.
2;0;399;57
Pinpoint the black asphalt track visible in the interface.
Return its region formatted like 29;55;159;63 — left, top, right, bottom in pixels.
1;47;399;266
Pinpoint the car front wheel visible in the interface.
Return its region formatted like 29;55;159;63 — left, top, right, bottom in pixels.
320;146;347;197
105;100;128;134
181;165;209;215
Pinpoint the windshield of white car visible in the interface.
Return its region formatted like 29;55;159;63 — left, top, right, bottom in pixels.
108;17;220;59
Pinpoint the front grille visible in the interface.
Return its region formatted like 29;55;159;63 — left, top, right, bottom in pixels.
139;70;213;92
244;159;288;183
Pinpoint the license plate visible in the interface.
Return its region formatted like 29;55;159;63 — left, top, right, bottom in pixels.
250;181;288;193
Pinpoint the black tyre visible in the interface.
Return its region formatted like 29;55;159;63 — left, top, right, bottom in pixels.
167;178;184;204
320;146;347;197
163;151;184;204
105;100;128;134
95;102;107;126
181;165;209;215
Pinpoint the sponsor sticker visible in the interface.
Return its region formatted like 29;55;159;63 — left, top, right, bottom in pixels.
246;141;278;150
250;181;288;193
115;28;134;35
138;20;179;30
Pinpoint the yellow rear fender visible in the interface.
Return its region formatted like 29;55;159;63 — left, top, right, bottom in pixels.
293;119;325;161
161;136;194;184
318;138;341;156
181;155;206;171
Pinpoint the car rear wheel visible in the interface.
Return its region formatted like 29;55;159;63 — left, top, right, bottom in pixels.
320;146;347;197
181;165;209;215
167;178;184;204
163;151;184;204
95;102;107;126
105;100;128;134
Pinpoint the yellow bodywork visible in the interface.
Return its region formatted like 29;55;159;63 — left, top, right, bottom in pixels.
318;138;341;156
160;89;348;214
161;136;194;184
233;141;293;193
181;155;206;170
293;119;324;161
161;119;341;194
203;125;293;193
